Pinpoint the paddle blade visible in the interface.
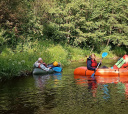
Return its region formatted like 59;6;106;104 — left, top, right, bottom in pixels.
52;67;62;72
102;52;108;58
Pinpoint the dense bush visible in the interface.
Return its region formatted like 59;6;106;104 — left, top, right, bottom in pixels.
0;40;89;78
65;45;90;61
113;47;126;57
43;45;68;65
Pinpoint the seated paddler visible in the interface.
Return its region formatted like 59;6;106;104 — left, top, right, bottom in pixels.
87;53;102;71
34;58;51;71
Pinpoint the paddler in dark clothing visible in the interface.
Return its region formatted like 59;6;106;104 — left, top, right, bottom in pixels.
87;54;102;70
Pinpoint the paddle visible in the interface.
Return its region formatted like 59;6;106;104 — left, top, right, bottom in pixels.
91;52;108;78
52;67;62;72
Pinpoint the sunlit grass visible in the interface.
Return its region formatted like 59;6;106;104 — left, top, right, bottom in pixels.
95;46;117;59
0;40;120;79
0;40;89;78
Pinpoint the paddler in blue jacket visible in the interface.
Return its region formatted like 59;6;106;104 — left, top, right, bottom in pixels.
87;54;102;70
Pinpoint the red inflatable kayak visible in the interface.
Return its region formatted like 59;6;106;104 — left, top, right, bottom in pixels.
74;67;128;76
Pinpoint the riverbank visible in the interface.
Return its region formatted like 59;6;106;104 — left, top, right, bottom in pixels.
0;0;127;80
0;40;119;79
0;40;87;79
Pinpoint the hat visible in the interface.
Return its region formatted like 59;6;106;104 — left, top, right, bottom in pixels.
38;58;42;62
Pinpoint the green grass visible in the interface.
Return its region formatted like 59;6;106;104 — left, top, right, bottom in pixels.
94;46;116;59
0;41;121;79
64;45;90;61
0;40;90;78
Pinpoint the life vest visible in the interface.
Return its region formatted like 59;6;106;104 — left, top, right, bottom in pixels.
91;59;97;68
43;62;47;67
38;63;41;68
113;55;128;69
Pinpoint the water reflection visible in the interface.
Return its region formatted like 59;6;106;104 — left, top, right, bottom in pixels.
102;84;110;100
0;77;41;114
125;83;128;99
88;77;97;97
1;59;128;114
51;73;62;88
33;73;62;89
33;74;50;88
74;75;128;100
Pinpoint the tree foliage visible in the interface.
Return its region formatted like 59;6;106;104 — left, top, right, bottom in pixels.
0;0;128;52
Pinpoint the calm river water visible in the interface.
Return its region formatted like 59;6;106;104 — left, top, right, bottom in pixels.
1;59;128;114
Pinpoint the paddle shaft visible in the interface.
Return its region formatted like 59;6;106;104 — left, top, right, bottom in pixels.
96;57;103;69
91;58;103;77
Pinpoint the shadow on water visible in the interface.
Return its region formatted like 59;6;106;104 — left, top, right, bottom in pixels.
1;60;128;114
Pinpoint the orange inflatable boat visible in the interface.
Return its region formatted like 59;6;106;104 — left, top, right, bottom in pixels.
74;67;128;76
74;55;128;76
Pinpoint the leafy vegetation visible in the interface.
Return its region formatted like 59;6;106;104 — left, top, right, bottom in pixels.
0;40;87;78
0;0;128;78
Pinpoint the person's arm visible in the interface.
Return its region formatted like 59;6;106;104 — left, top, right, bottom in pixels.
87;60;96;70
40;64;50;71
34;61;40;67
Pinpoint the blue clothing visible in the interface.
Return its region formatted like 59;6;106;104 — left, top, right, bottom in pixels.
87;56;101;70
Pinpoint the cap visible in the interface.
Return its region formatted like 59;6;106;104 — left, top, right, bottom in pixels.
38;58;42;62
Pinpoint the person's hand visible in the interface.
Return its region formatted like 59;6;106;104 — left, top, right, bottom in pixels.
49;67;51;69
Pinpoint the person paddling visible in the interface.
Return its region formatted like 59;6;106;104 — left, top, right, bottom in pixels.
87;54;102;71
34;58;51;71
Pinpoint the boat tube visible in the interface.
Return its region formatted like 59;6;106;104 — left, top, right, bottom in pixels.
33;64;62;75
33;68;55;75
74;67;128;76
74;55;128;77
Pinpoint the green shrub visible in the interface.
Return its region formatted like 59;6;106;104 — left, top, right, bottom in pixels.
43;45;68;65
100;46;115;58
113;47;126;57
0;40;117;79
65;46;89;61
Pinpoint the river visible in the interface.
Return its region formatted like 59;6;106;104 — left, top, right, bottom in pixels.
0;59;128;114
